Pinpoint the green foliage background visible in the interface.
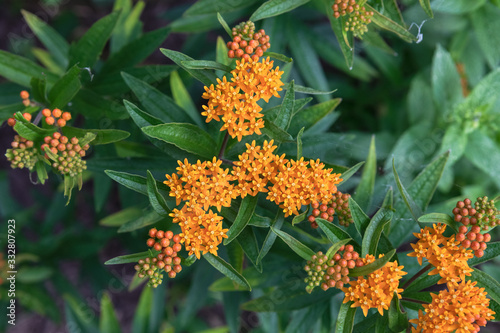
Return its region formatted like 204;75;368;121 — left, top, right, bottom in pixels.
0;0;499;332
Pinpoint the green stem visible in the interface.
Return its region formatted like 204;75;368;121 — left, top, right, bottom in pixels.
401;264;431;290
218;132;230;159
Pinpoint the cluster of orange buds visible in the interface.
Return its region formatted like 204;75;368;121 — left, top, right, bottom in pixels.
146;228;183;279
304;245;363;293
134;257;164;288
227;21;270;61
307;191;353;228
41;133;89;177
342;254;407;316
7;112;32;127
41;108;71;127
332;0;357;18
453;197;498;257
332;0;373;37
5;135;37;171
20;90;31;107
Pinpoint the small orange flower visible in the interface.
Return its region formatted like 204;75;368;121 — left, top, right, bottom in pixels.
341;254;407;316
408;224;473;285
410;280;495;333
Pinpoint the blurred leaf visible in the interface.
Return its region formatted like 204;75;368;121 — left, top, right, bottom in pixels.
223;293;242;333
455;69;500;119
354;136;376;211
204;253;251;290
316;218;352;244
118;209;164;233
22;10;69;68
285;302;329;333
73;89;128;119
105;250;156;265
103;27;170;74
62;127;129;145
471;4;500;68
465;131;500;190
257;211;284;264
16;286;60;322
392;159;423;222
100;293;122;333
100;207;143;227
225;194;259;245
271;226;315;260
322;0;353;68
30;76;47;104
418;213;457;231
338;161;365;185
432;45;463;115
121;72;192;123
349;249;395;277
432;0;486;14
250;0;311;21
69;11;120;68
275;80;294;130
0;102;24;122
105;170;170;197
419;0;433;18
217;13;232;37
16;266;53;283
181;60;232;72
335;302;356;333
186;0;259;15
349;197;370;237
146;170;172;216
32;47;64;75
365;4;417;42
361;208;393;257
438;124;466;169
0;50;58;87
64;294;99;333
132;287;153;333
288;98;341;137
160;48;218;86
111;1;144;54
142;123;217;159
170;70;204;127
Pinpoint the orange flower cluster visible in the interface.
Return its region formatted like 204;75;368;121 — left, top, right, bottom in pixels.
342;254;407;316
170;205;228;259
410;280;495;333
408;224;473;285
201;57;284;141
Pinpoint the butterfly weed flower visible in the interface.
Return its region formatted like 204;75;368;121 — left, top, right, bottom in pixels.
201;57;284;141
227;21;270;61
410;280;495;333
341;254;407;316
408;224;473;285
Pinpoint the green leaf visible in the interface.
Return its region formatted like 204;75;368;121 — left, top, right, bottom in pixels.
271;226;316;260
100;207;143;227
146;170;171;216
48;64;81;107
170;70;204;128
261;119;294;143
284;83;337;95
118;209;164;233
354;136;376;211
322;0;353;68
471;4;500;69
250;0;311;21
419;0;433;18
102;27;171;74
264;51;293;63
203;253;251;290
186;0;259;16
0;50;58;87
121;72;192;124
469;242;500;267
275;80;295;130
13;111;53;141
338;161;365;185
326;239;353;260
316;218;351;244
389;151;450;247
142;123;217;159
132;286;153;333
418;213;457;231
257;211;284;264
432;0;486;14
349;249;396;277
361;208;393;257
217;13;232;37
22;10;69;68
62;127;129;145
296;127;304;159
30;77;47;104
32;47;64;75
235;227;262;272
388;292;408;332
432;45;463;114
226;240;244;274
64;294;99;333
365;4;417;43
181;60;232;72
334;301;356;333
100;293;122;333
35;160;49;184
73;89;129;120
392;158;423;222
285;302;329;333
105;170;170;197
288;98;341;137
349;197;370;237
467;268;500;306
69;11;120;68
160;48;217;86
292;206;309;226
16;266;53;283
224;195;259;245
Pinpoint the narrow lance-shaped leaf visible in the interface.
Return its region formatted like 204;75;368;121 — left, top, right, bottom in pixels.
48;65;81;109
388;292;408;332
467;268;500;306
361;208;393;257
181;60;232;72
105;170;170;197
349;197;370;237
271;226;315;260
105;250;157;265
334;301;356;333
326;239;352;259
316;218;352;244
224;194;259;245
131;286;152;333
146;170;171;217
365;4;417;43
250;0;311;21
418;213;457;231
338;161;365;185
13;111;53;141
160;48;217;86
100;293;122;333
204;253;251;290
322;0;353;68
275;80;294;130
419;0;433;18
170;70;204;128
62;127;129;145
118;209;164;233
257;210;284;264
349;249;396;277
392;158;423;222
0;50;58;87
354;135;376;211
217;13;232;37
